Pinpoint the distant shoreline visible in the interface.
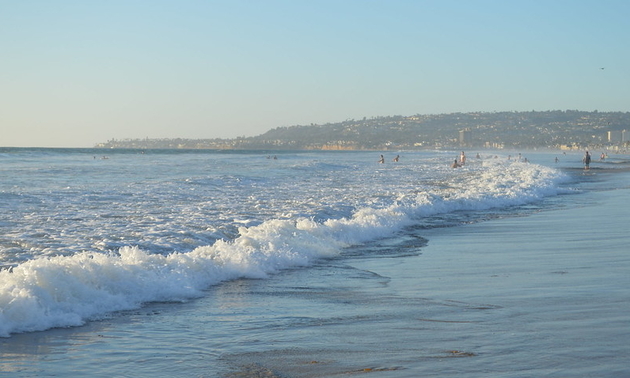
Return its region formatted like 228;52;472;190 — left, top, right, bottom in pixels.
94;110;630;152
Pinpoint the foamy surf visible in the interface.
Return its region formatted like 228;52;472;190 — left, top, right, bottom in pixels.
0;152;568;336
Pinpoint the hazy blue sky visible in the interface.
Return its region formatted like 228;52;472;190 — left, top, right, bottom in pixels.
1;0;629;147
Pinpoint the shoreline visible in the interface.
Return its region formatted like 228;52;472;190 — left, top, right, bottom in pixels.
332;185;630;377
219;180;630;376
1;158;628;378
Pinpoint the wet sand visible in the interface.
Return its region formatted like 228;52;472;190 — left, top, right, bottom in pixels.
221;185;630;377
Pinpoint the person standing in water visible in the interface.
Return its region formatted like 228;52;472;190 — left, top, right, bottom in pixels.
583;151;591;170
460;151;466;166
379;155;385;164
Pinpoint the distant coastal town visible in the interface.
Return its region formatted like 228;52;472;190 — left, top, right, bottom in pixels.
96;110;630;152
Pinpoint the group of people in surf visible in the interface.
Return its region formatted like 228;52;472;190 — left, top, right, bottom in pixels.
378;150;598;170
379;154;400;163
581;150;606;170
582;150;609;170
451;151;469;168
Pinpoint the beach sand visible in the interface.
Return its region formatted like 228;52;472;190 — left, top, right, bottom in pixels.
2;173;628;378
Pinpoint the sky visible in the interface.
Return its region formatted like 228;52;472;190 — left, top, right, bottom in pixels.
1;0;629;147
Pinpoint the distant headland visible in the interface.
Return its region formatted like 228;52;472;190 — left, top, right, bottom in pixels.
96;110;630;151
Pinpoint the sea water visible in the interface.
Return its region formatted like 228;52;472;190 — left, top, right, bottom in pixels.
1;148;628;377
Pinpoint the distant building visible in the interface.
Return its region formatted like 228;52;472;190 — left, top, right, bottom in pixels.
607;130;623;143
459;129;471;146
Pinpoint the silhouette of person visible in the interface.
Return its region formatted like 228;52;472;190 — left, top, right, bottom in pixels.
583;151;591;170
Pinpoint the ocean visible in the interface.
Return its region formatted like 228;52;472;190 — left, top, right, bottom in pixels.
1;148;628;377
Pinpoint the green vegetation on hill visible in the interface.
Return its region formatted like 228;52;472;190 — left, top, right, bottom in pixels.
97;110;630;150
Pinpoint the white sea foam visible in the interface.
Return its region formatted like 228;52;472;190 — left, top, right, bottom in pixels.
0;151;569;336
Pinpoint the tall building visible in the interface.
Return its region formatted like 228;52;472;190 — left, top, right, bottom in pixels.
459;129;471;146
607;130;622;143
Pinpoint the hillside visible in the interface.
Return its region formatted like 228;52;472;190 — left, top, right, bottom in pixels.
97;110;630;150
